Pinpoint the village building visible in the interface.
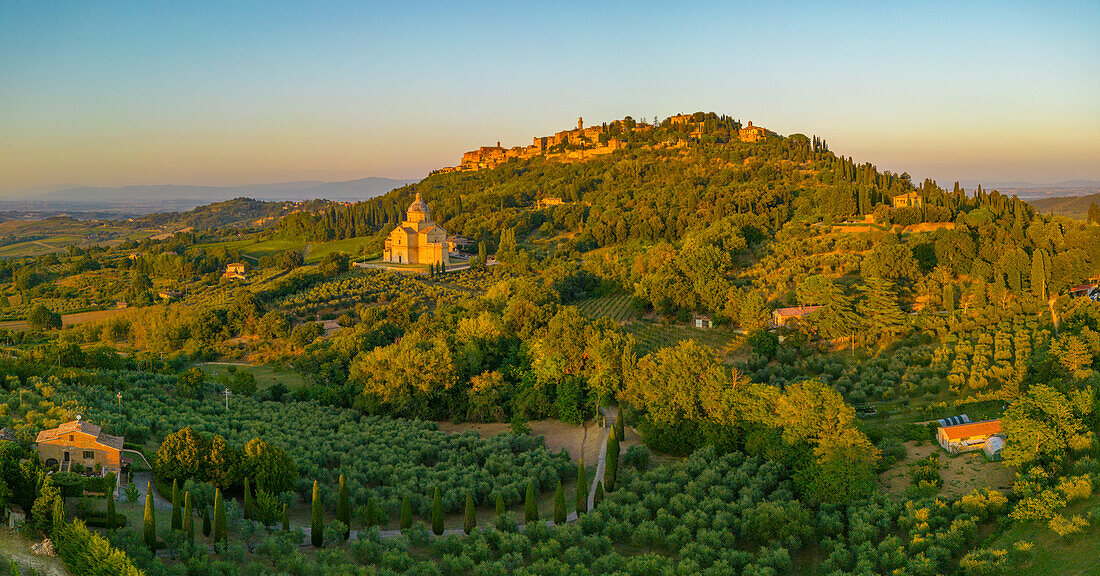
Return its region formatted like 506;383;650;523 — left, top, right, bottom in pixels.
383;193;449;266
892;191;923;209
223;262;248;280
447;235;473;255
738;121;769;143
537;197;564;209
35;417;124;481
158;289;182;300
936;419;1002;455
693;313;714;329
1069;283;1099;300
771;305;822;327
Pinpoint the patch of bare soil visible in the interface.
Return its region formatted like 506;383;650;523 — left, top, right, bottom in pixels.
899;222;955;234
879;440;1015;498
436;419;640;465
0;531;71;576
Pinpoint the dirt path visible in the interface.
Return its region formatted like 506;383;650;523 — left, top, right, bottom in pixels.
0;531;70;576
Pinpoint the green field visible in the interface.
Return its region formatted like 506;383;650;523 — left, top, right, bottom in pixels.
623;320;738;356
305;236;378;263
575;293;641;323
988;493;1100;576
239;238;306;259
197;362;310;391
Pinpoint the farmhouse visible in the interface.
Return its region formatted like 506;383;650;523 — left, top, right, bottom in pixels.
892;191;923;209
383;193;449;266
738;121;769;143
771;306;822;327
35;417;124;480
936;419;1001;455
1069;283;1099;300
223;262;248;280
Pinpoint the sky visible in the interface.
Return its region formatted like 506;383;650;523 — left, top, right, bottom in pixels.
1;1;1098;194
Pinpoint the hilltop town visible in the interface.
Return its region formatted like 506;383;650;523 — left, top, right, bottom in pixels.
437;113;774;173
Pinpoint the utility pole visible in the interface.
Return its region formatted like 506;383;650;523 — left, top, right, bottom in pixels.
116;392;122;412
224;388;232;410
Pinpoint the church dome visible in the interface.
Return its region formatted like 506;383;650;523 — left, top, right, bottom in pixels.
407;193;430;214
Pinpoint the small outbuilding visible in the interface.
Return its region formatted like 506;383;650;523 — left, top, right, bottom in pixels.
771;306;822;328
937;419;1001;454
983;436;1004;461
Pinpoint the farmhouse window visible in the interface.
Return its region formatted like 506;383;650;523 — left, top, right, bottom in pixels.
83;451;94;459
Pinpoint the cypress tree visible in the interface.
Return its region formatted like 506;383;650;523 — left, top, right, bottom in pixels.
400;495;412;530
605;430;620;492
183;491;193;544
1031;250;1048;301
464;491;476;534
143;482;156;551
337;474;350;541
943;284;956;314
281;503;289;532
431;487;444;536
214;488;226;545
524;481;538;524
311;480;323;548
242;477;252;521
202;505;211;537
614;412;624;444
553;481;566;525
575;459;587;515
593;481;605;508
171;479;181;531
495;493;506;518
365;494;378;528
106;491;116;530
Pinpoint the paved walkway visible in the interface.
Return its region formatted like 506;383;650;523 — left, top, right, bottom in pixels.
129;471;171;510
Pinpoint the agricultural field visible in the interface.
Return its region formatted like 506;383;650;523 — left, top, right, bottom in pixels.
198;362;310;392
623;320;738;357
239;238;306;260
988;492;1100;576
575;293;640;323
50;370;574;519
305;236;379;263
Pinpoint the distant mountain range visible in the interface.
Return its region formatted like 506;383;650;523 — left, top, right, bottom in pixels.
1028;192;1100;220
955;179;1100;199
0;176;419;215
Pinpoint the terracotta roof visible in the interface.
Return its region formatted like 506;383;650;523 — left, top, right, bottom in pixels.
773;306;822;318
0;428;18;442
1070;283;1097;292
939;419;1001;441
35;419;124;450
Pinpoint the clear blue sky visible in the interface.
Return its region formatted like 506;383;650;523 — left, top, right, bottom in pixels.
1;1;1097;192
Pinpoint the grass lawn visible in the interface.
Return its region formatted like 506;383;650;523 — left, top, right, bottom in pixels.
305;237;377;263
198;362;310;391
240;239;307;260
988;493;1100;576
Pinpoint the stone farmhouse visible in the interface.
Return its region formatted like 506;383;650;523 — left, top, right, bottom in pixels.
771;306;822;327
223;262;248;280
35;417;125;481
892;191;923;209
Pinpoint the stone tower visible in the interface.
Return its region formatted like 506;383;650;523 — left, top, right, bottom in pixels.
578;117;583;130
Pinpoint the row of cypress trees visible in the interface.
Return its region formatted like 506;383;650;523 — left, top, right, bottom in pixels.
140;423;625;552
143;479;236;552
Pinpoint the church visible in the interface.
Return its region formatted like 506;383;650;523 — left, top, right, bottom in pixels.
383;193;449;266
